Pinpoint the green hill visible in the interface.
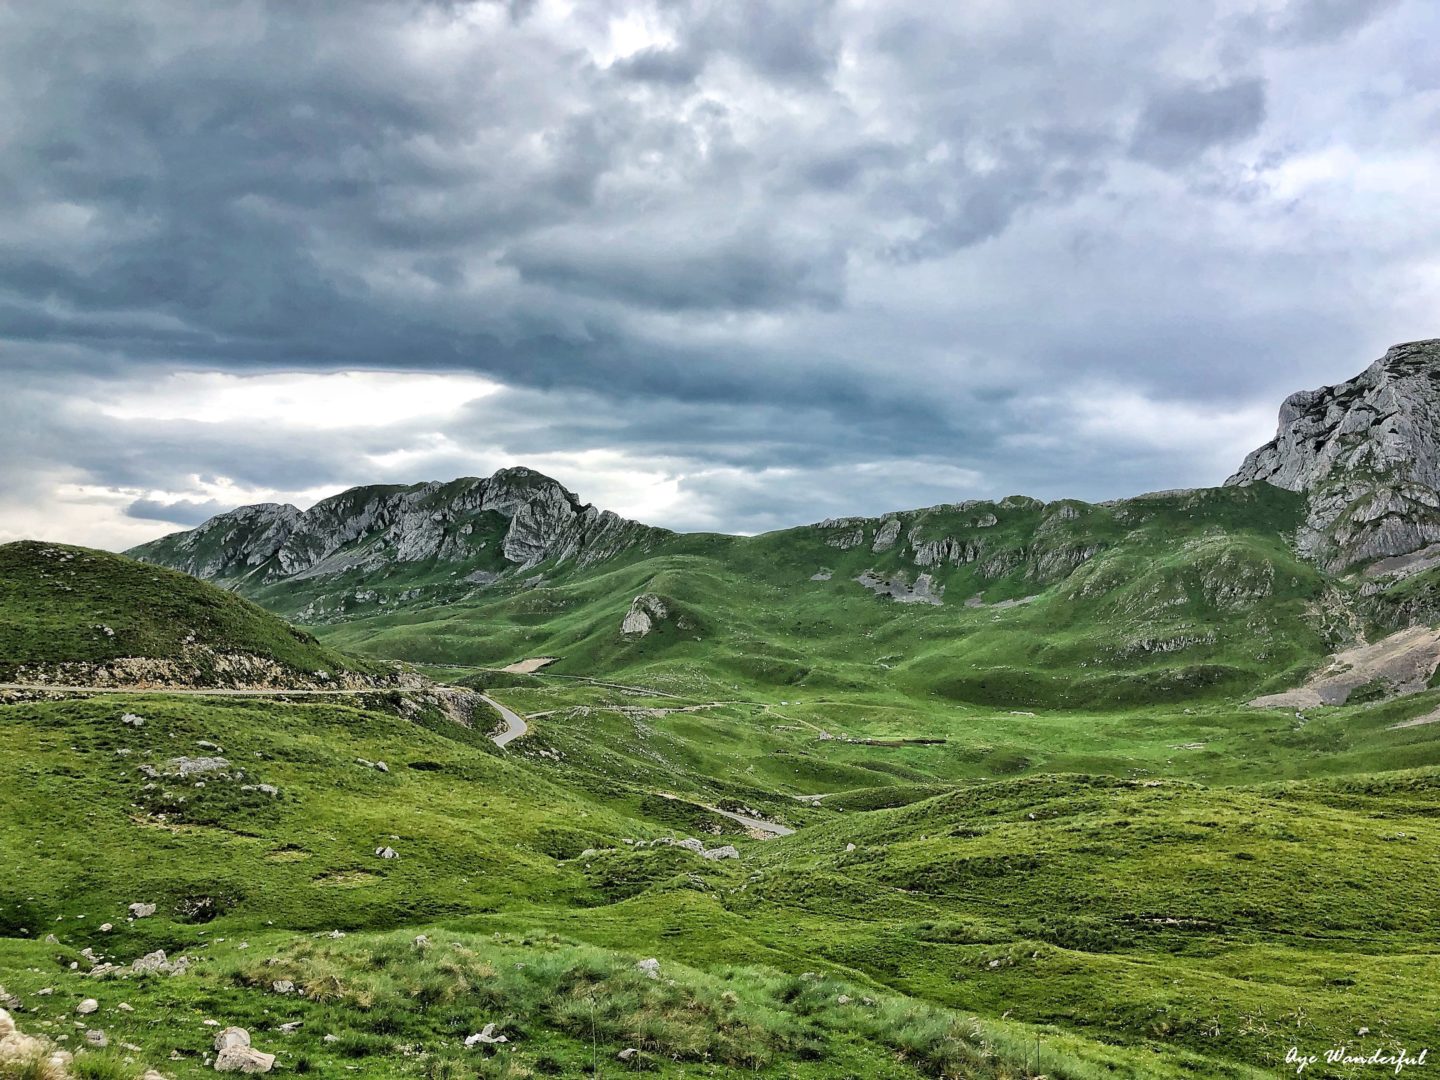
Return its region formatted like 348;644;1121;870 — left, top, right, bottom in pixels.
0;541;369;684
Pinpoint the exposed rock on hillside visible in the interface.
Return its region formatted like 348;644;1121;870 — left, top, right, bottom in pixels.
622;594;669;636
1228;340;1440;570
131;467;668;587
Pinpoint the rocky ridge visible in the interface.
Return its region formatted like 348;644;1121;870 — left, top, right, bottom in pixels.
130;467;669;587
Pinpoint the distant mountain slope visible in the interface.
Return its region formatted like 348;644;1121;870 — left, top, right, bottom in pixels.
129;468;668;582
322;482;1330;707
0;541;377;687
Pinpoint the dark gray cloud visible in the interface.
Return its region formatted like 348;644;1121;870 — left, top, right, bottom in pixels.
125;499;232;526
1;0;1437;547
1130;78;1268;167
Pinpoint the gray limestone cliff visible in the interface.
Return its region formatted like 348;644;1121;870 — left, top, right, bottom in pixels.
129;467;668;587
1227;340;1440;571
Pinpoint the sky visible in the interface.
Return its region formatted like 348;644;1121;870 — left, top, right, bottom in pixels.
3;0;1438;549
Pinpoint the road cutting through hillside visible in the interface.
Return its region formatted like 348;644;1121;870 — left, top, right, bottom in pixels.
480;692;529;746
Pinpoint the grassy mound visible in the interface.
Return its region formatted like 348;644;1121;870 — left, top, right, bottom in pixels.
0;542;364;681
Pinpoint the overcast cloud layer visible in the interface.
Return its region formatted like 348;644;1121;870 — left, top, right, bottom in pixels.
2;0;1438;548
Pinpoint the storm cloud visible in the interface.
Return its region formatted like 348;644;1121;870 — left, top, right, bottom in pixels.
1;0;1437;546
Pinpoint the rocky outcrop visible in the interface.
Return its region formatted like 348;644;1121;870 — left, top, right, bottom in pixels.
7;647;420;692
622;594;669;636
131;467;668;586
1228;340;1440;570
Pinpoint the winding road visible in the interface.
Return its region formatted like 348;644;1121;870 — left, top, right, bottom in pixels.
480;692;529;747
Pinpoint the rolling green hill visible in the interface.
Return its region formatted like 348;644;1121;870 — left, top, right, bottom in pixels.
12;345;1440;1077
0;541;370;685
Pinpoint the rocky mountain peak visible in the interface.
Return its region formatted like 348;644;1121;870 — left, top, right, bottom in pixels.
129;467;667;587
1228;339;1440;570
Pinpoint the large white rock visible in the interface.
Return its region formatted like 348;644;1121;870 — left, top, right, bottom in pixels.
214;1045;275;1073
1228;339;1440;569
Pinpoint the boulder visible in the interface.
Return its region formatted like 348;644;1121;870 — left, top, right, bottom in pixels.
214;1028;251;1052
621;593;669;637
214;1045;275;1073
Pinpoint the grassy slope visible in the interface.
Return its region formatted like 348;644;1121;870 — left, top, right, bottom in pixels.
0;541;365;679
0;695;1267;1080
8;483;1440;1077
313;484;1329;710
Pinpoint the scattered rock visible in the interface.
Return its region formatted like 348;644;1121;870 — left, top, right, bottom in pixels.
129;902;157;919
375;847;399;860
463;1024;507;1046
132;950;188;976
84;1029;108;1047
75;999;98;1016
699;845;739;861
617;1047;640;1061
270;981;294;995
164;757;231;779
635;958;660;980
121;713;145;728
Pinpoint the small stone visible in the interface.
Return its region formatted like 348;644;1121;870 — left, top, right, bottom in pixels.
84;1028;108;1047
117;1003;134;1013
76;998;99;1015
374;846;398;860
617;1047;639;1061
635;958;660;980
464;1023;507;1046
270;981;294;995
129;902;157;919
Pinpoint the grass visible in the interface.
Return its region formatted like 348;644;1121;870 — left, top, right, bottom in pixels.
6;481;1440;1076
0;542;367;681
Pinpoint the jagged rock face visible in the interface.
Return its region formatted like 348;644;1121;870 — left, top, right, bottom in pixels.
1228;340;1440;570
130;468;668;584
134;503;302;580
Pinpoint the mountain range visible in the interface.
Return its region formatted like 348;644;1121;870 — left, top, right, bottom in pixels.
6;341;1440;1080
126;340;1440;705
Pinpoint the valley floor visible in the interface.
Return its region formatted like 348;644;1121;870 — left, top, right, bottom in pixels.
5;666;1440;1078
